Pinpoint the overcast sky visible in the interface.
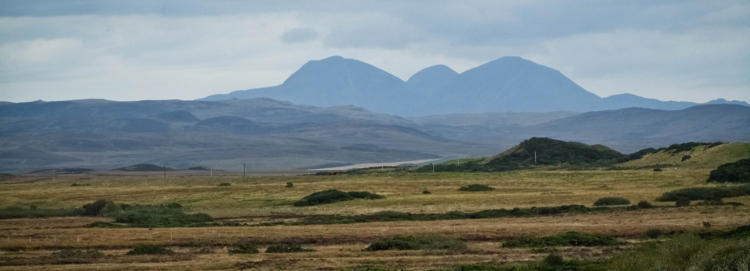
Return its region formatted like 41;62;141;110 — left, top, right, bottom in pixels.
1;0;748;104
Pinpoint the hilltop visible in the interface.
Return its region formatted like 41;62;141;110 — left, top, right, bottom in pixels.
201;56;749;116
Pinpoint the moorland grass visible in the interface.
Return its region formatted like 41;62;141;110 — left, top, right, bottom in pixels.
365;234;466;251
657;184;750;201
501;231;623;248
593;197;631;206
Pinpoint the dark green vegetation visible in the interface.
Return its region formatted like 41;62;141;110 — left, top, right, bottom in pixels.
365;235;466;251
707;158;750;183
657;185;750;201
293;189;384;207
126;244;174;255
114;164;172;172
111;203;213;228
637;201;654;209
0;206;84;219
265;244;315;253
218;182;231;186
593;197;631;206
51;249;104;259
296;205;625;225
286;182;293;188
458;184;494;191
501;232;623;248
228;243;260;254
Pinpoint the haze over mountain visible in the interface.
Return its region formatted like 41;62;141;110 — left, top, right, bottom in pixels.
201;56;749;116
1;97;747;172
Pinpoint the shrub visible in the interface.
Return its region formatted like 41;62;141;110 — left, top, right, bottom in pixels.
365;235;466;251
637;201;654;209
502;231;623;248
286;182;293;188
707;159;750;183
228;243;259;254
113;203;213;227
265;244;314;253
82;199;108;216
51;249;104;259
681;155;691;162
218;182;231;186
676;198;690;207
458;184;494;191
543;254;564;266
293;189;384;206
70;182;91;186
0;206;84;219
657;185;750;201
645;229;662;239
126;244;174;255
87;221;125;228
593;197;631;206
653;168;662;172
422;190;431;194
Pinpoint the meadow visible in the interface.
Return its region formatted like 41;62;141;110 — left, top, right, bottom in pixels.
0;143;748;270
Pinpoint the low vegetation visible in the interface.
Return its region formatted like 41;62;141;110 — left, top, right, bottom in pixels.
365;235;466;251
293;189;384;206
297;204;625;225
0;206;84;219
228;242;260;254
657;184;750;201
707;158;750;183
265;244;314;253
458;184;494;191
126;244;174;255
502;231;623;248
593;197;631;206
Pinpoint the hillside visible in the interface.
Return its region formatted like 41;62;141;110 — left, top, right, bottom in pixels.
618;142;750;170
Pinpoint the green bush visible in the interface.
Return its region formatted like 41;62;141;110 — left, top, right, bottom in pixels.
423;190;431;194
502;232;623;248
265;244;314;253
681;155;691;162
675;198;690;207
228;243;260;254
593;197;631;206
637;201;654;209
707;158;750;183
126;244;174;255
366;235;466;251
657;185;750;201
293;189;384;206
0;206;84;219
458;184;494;191
218;182;231;186
653;168;662;172
645;229;662;239
82;199;108;216
543;254;564;266
286;182;293;188
113;203;213;228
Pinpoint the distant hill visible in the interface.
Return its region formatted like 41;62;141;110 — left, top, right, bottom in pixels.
526;104;750;152
202;56;417;115
200;56;748;116
114;164;172;172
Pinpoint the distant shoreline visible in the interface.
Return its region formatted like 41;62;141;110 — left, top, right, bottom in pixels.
311;159;439;171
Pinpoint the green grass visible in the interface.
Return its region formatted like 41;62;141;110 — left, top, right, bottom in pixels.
657;185;750;201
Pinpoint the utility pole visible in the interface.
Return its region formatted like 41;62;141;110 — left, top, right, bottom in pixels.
534;151;537;163
432;163;435;173
210;167;213;177
242;163;246;178
163;165;166;178
457;158;460;166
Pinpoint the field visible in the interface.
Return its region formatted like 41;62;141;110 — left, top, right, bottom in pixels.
0;143;749;270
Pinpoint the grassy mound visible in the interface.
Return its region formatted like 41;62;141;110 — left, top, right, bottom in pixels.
293;189;384;207
228;243;260;254
502;231;623;248
365;235;466;251
657;185;750;201
458;184;494;191
593;197;631;206
707;158;750;183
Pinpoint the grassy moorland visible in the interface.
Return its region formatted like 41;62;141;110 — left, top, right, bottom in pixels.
0;142;748;270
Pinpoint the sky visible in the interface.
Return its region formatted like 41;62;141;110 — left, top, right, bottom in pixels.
0;0;748;104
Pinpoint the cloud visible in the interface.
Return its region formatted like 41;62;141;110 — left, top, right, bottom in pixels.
280;27;318;44
0;1;748;104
